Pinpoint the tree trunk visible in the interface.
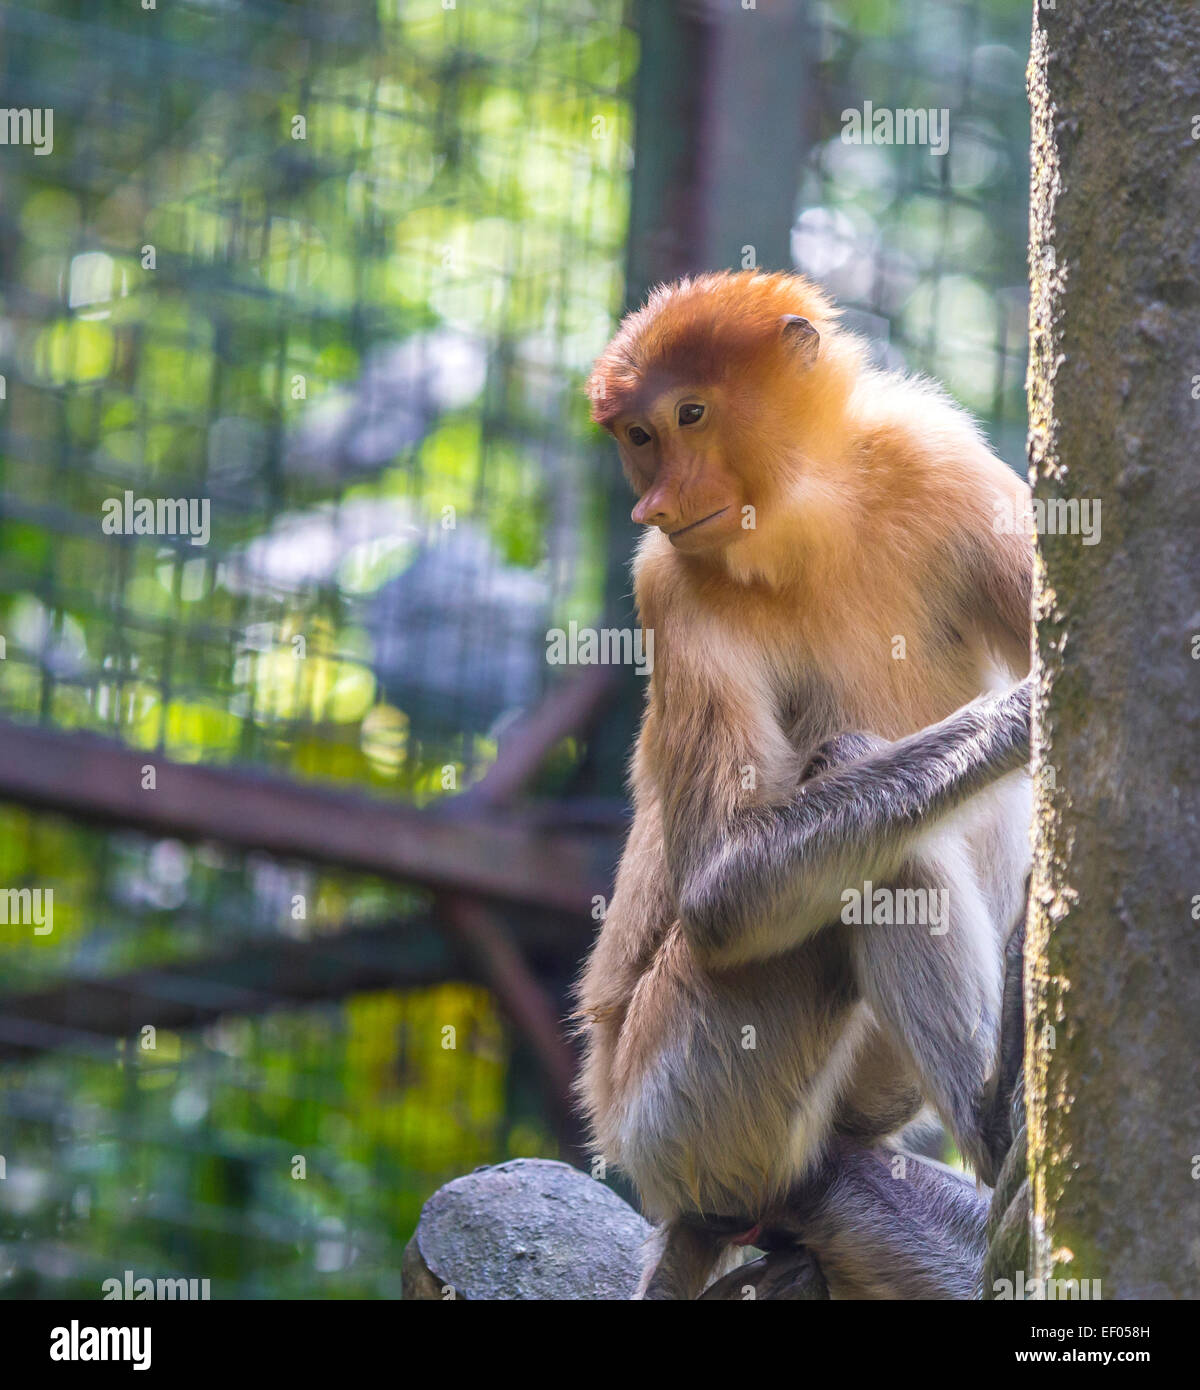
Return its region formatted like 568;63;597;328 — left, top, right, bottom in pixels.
1025;0;1200;1298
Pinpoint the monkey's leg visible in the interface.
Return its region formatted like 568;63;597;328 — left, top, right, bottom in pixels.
637;1220;731;1300
807;730;1020;1185
848;857;1009;1186
779;1140;988;1299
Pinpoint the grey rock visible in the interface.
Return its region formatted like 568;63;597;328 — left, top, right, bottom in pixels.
403;1158;650;1300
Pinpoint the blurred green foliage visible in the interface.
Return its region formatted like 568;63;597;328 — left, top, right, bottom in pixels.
0;0;632;1298
802;0;1032;467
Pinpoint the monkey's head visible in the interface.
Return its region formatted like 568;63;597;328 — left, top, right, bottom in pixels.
586;271;854;558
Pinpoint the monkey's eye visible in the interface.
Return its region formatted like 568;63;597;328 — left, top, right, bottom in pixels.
628;425;652;446
677;403;705;426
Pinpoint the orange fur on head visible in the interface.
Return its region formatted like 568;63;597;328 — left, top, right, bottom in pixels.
587;270;861;456
587;271;839;422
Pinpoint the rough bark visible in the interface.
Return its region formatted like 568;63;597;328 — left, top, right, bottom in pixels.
1025;0;1200;1298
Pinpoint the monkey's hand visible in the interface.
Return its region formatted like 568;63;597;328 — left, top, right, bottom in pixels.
799;730;890;783
1006;673;1033;744
677;676;1032;967
976;911;1027;1187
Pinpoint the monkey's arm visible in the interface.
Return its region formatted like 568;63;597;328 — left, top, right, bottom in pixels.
960;488;1034;680
573;723;679;1131
672;679;1031;967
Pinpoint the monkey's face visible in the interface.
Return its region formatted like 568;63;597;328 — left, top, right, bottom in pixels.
612;384;749;553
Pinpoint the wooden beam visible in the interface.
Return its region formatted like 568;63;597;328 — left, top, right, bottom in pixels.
0;919;456;1060
452;667;618;812
0;720;613;916
0;909;590;1063
438;894;582;1145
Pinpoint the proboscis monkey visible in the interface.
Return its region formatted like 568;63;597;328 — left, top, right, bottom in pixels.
575;271;1032;1299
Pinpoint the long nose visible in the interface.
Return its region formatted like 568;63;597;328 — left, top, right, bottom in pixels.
632;480;679;529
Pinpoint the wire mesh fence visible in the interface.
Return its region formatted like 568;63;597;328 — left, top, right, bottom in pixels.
0;0;1033;1298
0;0;632;1297
0;0;630;785
796;0;1031;469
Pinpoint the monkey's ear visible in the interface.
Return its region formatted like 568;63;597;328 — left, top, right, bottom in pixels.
780;314;820;366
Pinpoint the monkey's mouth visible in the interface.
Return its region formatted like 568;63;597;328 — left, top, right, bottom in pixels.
668;507;728;541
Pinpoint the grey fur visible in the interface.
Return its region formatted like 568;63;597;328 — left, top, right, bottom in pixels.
674;681;1031;960
635;688;1031;1297
643;1142;989;1301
